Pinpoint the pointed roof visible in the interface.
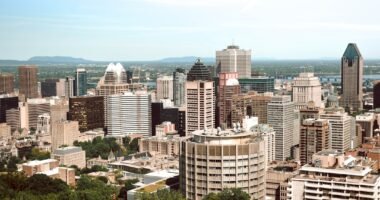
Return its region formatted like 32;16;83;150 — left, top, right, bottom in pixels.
187;58;212;81
343;43;362;60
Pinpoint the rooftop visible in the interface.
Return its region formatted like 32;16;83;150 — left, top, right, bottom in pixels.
53;146;83;155
23;159;57;167
343;43;362;60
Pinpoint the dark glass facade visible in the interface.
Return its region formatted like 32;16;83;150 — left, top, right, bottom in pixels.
67;96;104;132
0;96;18;123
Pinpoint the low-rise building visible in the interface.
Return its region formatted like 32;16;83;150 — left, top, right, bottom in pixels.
51;146;86;168
287;150;380;199
22;159;76;186
139;135;180;156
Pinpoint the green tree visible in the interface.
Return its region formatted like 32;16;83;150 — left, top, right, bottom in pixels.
26;174;69;195
29;148;51;160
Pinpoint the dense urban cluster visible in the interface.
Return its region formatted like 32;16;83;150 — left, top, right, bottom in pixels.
0;43;380;200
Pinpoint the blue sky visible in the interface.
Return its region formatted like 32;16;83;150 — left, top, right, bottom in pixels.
0;0;380;61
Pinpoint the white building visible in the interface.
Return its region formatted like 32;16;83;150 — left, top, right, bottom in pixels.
267;96;295;161
320;106;355;153
173;68;186;107
106;91;151;136
287;150;380;199
156;76;173;101
251;124;276;164
292;72;322;110
216;44;252;78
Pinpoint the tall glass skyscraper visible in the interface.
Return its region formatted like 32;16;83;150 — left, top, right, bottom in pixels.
75;68;87;96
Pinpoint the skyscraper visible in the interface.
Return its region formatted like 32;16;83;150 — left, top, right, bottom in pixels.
180;128;266;200
320;106;354;153
67;96;104;132
156;75;173;101
173;68;186;107
231;91;272;124
75;68;87;96
217;72;240;128
238;76;275;93
105;91;151;136
216;44;251;78
0;73;14;94
0;95;19;123
299;118;330;165
292;72;322;109
27;98;50;129
374;81;380;109
18;66;38;99
41;79;65;97
96;63;142;96
186;59;214;134
51;120;80;151
267;95;295;161
65;76;75;98
340;43;363;111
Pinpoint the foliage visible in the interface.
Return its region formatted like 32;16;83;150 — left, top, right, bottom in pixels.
6;156;21;172
74;137;121;159
136;189;185;200
118;178;140;199
29;148;51;160
123;137;139;155
203;188;250;200
76;175;118;199
0;172;118;200
79;165;109;175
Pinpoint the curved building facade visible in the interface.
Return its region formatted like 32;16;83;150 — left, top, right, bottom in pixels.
180;128;266;200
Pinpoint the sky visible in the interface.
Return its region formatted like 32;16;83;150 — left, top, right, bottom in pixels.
0;0;380;61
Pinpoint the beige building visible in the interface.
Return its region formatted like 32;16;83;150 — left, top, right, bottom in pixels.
231;91;272;124
139;135;180;156
299;119;330;165
216;44;252;78
22;159;76;186
320;106;354;153
52;146;86;168
0;123;11;141
51;120;80;151
6;102;29;131
156;76;173;101
339;43;363;111
186;81;214;134
292;72;322;110
180;128;266;200
266;162;299;200
27;98;50;129
287;150;380;199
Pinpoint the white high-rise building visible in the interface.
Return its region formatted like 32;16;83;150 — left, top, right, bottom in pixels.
320;106;355;153
292;72;322;109
36;113;50;134
267;96;294;161
216;44;252;78
156;76;173;101
51;120;80;151
106;91;151;136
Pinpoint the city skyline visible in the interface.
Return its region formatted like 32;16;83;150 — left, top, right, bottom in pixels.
1;0;380;61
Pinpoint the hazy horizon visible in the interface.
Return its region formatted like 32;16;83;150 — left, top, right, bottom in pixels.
1;0;380;61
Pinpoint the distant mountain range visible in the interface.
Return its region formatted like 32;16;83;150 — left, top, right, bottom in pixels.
159;56;214;63
28;56;93;63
